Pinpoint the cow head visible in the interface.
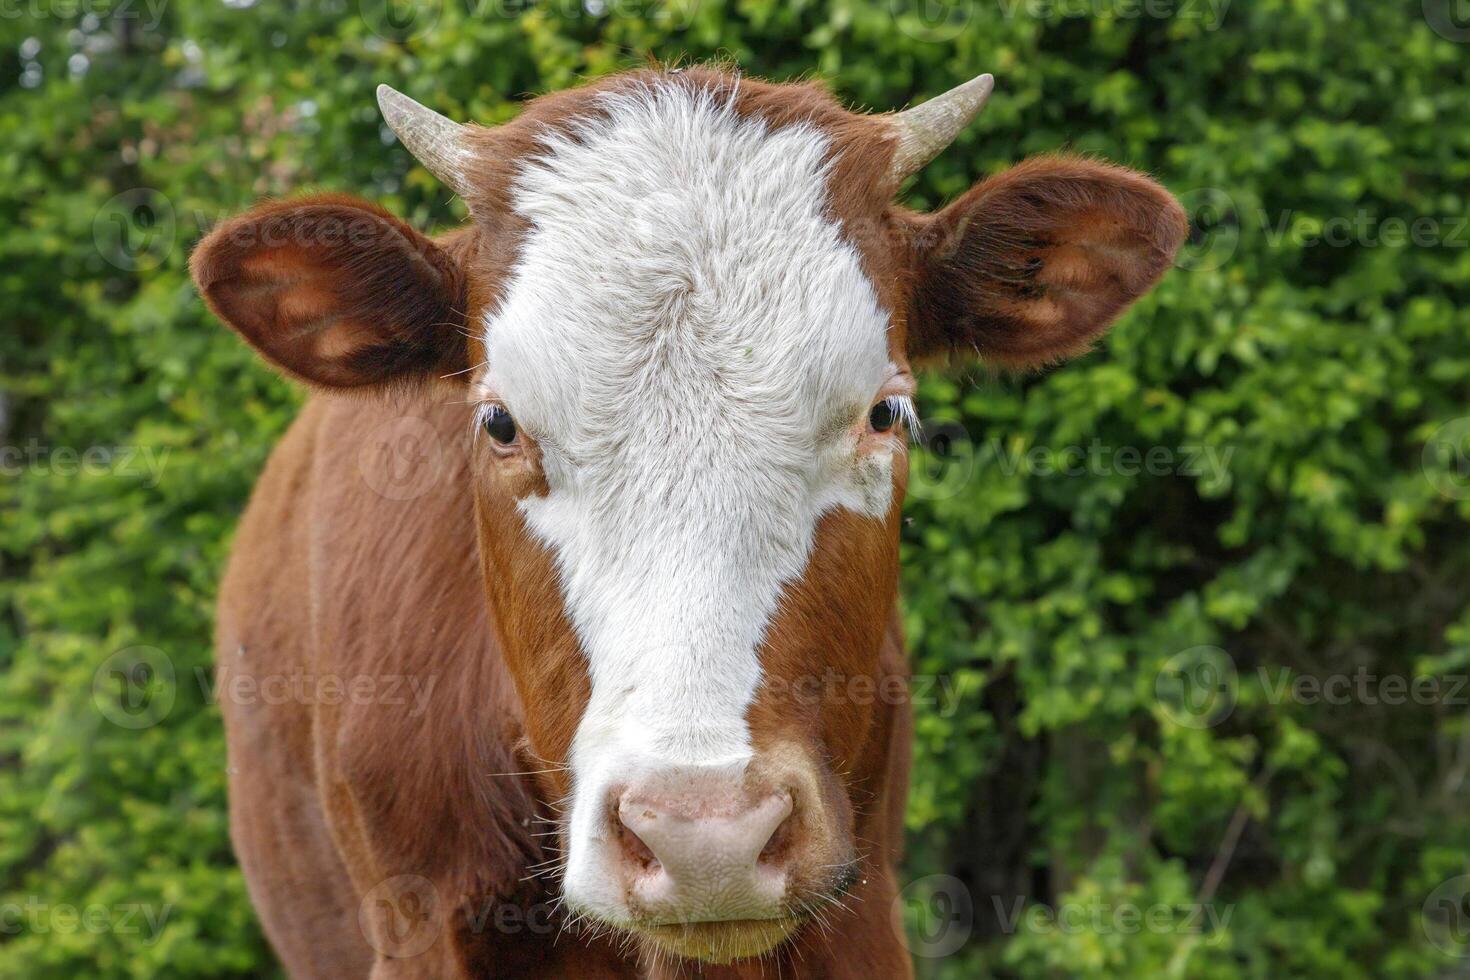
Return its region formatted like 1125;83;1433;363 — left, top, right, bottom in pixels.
192;67;1185;964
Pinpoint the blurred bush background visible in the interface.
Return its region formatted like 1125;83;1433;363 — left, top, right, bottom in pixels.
3;0;1469;976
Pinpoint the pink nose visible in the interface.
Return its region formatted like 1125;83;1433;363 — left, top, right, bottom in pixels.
616;787;795;923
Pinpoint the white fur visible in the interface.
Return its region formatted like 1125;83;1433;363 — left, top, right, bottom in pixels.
479;80;899;922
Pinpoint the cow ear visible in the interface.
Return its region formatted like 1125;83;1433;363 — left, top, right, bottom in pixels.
190;194;468;389
908;155;1187;369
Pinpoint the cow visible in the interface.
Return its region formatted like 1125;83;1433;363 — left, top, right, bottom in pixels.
190;65;1185;978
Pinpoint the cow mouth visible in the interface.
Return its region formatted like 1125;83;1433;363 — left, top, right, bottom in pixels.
636;916;804;964
616;855;860;964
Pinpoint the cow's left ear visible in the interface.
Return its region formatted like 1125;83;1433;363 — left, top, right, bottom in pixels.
190;194;468;389
907;155;1187;369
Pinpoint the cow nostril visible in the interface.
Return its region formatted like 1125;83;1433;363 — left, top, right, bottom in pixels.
758;807;796;866
618;819;660;871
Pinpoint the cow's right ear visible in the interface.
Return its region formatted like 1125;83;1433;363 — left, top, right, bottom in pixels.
906;155;1186;370
190;194;467;389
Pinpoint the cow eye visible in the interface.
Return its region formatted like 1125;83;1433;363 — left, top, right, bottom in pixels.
869;398;898;433
867;394;919;441
481;406;517;444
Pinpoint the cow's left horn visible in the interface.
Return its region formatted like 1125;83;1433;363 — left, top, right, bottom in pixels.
377;84;475;199
887;73;995;183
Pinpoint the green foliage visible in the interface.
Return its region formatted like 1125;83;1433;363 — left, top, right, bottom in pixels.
2;1;1468;977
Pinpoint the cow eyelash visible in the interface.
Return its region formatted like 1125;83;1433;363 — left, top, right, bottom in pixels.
874;394;922;443
473;402;519;446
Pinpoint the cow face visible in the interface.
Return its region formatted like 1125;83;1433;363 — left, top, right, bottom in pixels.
192;68;1185;964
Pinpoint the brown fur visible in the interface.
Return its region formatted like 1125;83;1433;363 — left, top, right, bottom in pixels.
199;65;1184;978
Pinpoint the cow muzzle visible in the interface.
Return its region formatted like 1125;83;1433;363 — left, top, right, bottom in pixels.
561;758;850;963
617;780;793;922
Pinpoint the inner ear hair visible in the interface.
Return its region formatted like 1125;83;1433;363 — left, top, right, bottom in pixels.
909;154;1188;370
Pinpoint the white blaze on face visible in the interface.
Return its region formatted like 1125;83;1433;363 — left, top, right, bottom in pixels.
481;81;897;920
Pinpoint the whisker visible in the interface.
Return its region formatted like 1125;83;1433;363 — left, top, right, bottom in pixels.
485;766;570;778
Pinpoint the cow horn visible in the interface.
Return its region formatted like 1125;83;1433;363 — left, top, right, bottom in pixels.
887;73;995;183
376;84;475;199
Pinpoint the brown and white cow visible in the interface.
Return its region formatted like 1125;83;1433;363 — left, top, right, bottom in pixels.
191;66;1184;978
